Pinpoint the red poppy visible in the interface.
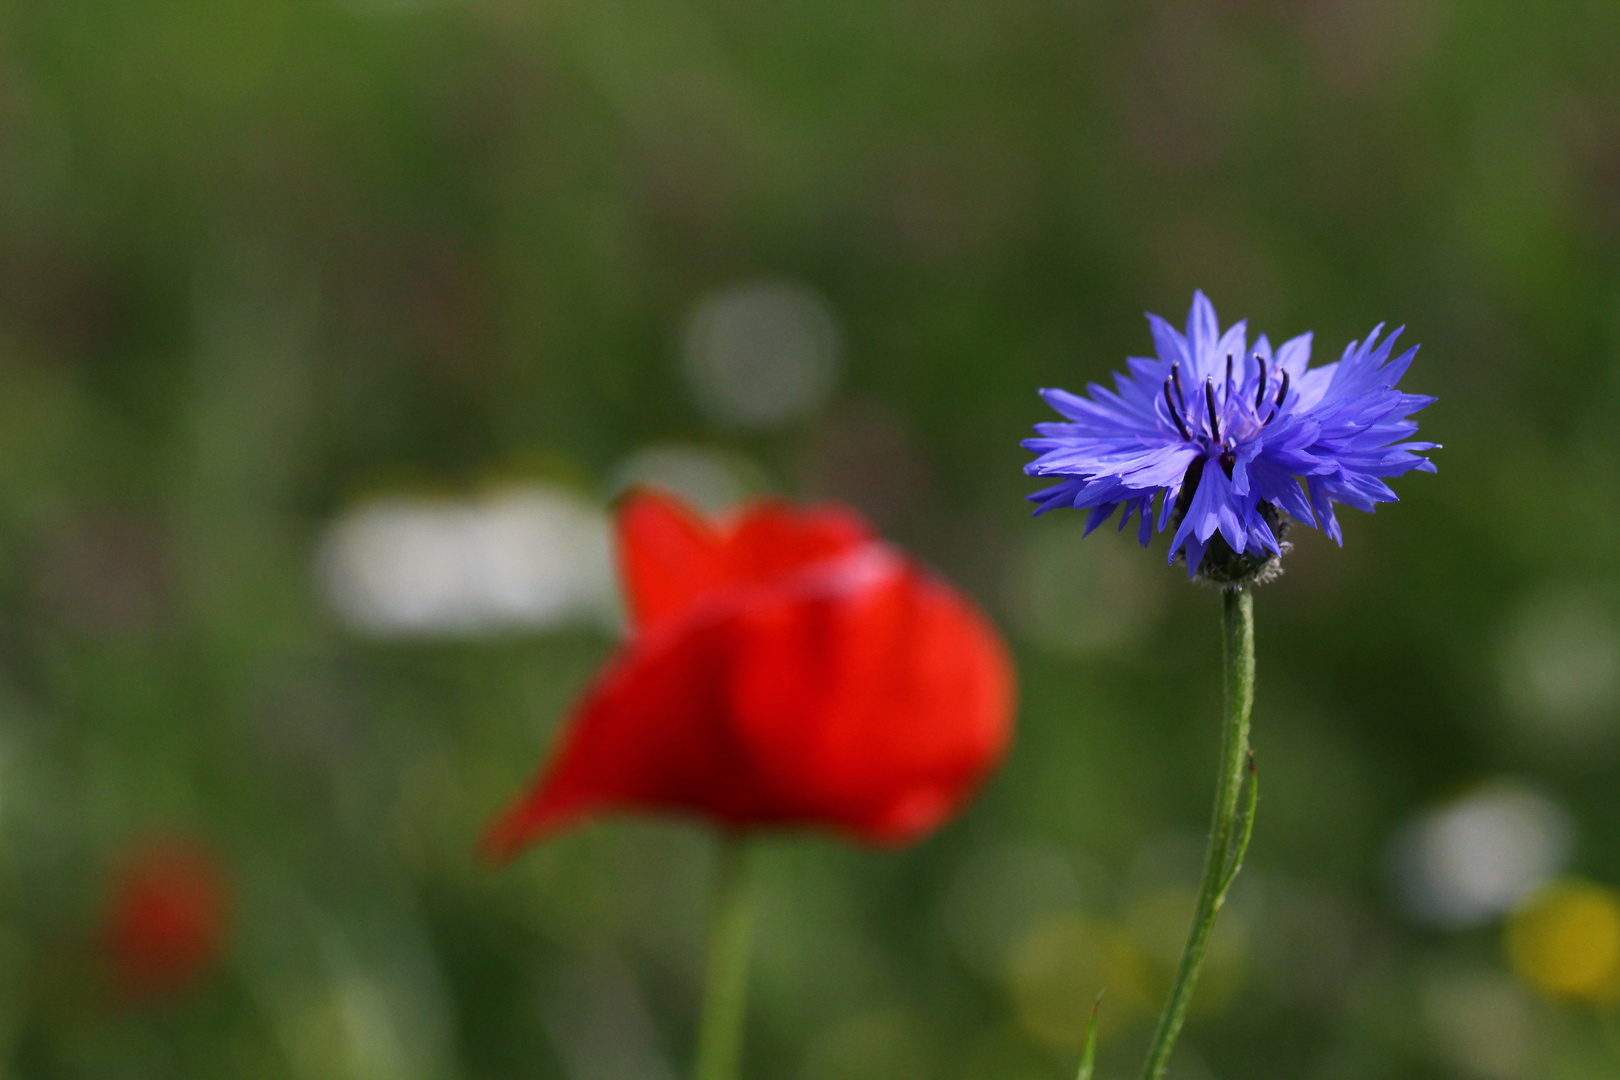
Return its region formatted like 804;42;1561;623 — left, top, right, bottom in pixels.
104;838;228;1001
483;489;1016;858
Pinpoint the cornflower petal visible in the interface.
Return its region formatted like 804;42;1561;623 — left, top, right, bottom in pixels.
1026;292;1436;578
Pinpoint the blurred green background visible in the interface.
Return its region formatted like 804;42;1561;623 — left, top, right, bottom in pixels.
1;1;1619;1077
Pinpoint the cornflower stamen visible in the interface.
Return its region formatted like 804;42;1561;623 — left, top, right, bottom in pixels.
1204;378;1221;444
1171;362;1187;409
1163;377;1192;441
1263;367;1289;427
1254;356;1268;412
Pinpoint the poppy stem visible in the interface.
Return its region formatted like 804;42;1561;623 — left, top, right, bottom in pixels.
1137;587;1257;1080
694;835;755;1080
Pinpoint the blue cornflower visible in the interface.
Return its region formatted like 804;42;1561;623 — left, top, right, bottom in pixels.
1025;292;1437;581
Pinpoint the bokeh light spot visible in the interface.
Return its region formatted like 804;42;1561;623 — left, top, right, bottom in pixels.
1004;519;1166;655
1499;586;1620;760
1388;781;1572;929
681;278;841;430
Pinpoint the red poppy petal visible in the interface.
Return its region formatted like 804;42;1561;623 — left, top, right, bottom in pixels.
727;554;1015;844
720;500;873;588
482;615;779;861
482;501;1015;856
617;490;724;632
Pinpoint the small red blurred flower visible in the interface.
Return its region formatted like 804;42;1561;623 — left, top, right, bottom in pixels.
483;490;1016;857
103;838;227;1002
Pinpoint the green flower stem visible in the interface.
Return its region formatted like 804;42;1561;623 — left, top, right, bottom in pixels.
695;835;755;1080
1138;586;1257;1080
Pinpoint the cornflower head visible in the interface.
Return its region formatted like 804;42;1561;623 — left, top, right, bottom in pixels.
1024;291;1437;584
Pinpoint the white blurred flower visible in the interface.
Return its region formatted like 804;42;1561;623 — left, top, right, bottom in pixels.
317;485;617;638
1388;781;1572;929
682;277;840;429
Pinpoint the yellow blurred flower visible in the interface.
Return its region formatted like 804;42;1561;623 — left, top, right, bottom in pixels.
1505;878;1620;1001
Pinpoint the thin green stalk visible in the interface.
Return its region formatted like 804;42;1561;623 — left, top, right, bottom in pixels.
1138;587;1257;1080
694;836;754;1080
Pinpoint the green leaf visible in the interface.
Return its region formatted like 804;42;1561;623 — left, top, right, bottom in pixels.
1218;751;1259;899
1075;992;1103;1080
